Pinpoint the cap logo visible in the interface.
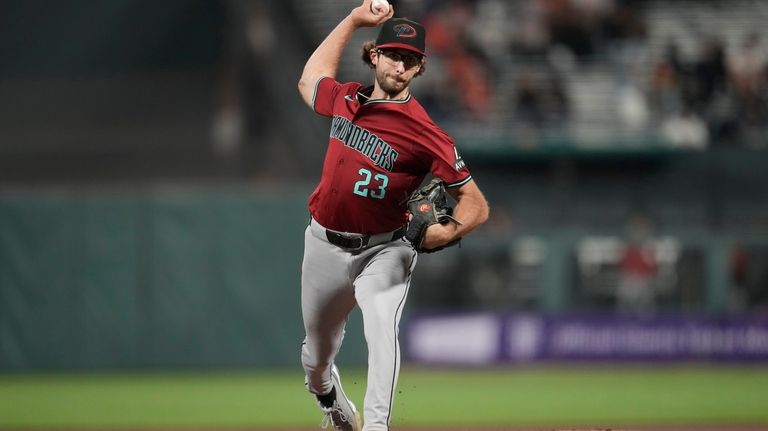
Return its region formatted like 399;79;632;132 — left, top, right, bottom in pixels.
393;23;417;38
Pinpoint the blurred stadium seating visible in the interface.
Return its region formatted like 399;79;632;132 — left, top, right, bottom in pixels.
2;0;766;180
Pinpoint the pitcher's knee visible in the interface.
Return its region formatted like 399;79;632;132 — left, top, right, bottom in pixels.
363;305;398;333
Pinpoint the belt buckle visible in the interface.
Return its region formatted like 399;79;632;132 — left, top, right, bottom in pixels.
349;236;368;250
327;230;368;250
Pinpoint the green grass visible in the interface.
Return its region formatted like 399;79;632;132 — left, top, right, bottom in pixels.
1;365;767;428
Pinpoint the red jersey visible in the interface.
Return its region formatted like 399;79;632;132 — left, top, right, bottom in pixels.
309;77;471;234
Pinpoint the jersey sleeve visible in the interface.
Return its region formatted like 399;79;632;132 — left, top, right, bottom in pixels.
419;125;472;188
312;76;341;117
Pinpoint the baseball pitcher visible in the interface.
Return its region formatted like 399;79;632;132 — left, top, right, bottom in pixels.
296;1;490;429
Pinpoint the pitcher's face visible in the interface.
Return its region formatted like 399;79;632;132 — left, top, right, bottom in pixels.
372;49;423;97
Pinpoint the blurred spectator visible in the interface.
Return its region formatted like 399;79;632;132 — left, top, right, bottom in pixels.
468;0;512;69
510;0;551;59
649;41;684;117
513;69;569;131
735;89;768;149
728;32;768;148
541;0;598;60
651;37;732;148
686;37;728;113
660;109;709;149
617;81;650;131
514;75;546;128
727;244;768;312
212;0;275;157
616;213;658;314
598;0;646;44
729;244;749;311
728;32;766;97
421;0;494;119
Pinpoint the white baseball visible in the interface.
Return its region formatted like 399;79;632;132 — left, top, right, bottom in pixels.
370;0;390;15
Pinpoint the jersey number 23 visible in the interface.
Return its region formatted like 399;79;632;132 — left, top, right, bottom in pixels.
353;168;388;199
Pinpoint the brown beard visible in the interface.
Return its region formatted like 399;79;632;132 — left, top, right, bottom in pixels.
377;73;408;97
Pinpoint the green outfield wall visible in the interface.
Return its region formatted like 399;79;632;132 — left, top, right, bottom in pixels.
0;187;378;370
0;185;759;371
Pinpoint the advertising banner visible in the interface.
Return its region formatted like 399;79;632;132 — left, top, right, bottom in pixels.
405;313;768;364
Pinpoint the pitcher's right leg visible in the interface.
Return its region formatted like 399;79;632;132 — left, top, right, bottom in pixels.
300;224;357;402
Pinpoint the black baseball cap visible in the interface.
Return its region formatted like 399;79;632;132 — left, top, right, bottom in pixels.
375;18;426;57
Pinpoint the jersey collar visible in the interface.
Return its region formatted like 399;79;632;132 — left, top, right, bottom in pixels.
357;85;412;105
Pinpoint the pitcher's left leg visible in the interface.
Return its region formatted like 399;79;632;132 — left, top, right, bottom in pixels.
353;242;417;430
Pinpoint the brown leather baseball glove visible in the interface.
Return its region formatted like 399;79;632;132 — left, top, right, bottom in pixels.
404;178;461;253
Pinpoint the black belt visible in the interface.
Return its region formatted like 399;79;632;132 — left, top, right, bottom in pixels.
325;225;406;250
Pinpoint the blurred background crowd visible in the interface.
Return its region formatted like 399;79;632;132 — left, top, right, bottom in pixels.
3;0;767;180
1;0;768;370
